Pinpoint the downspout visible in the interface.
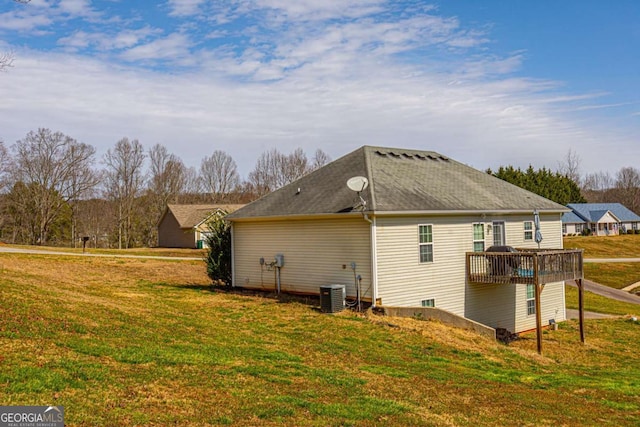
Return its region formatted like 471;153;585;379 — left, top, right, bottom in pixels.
364;214;378;307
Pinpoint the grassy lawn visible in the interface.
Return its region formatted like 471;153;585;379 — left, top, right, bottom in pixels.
564;234;640;258
565;285;640;316
583;263;640;289
0;243;206;258
1;253;640;426
564;234;640;290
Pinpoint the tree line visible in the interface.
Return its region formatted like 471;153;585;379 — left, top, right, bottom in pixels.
490;149;640;215
0;128;330;248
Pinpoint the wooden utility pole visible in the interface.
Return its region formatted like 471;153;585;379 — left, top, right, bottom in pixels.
577;278;585;343
534;255;543;354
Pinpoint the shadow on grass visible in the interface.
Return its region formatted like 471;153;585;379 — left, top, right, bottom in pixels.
155;282;217;292
159;282;374;316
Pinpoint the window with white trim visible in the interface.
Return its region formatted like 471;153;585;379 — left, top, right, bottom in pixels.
526;284;536;315
473;223;485;252
524;221;533;241
418;224;433;263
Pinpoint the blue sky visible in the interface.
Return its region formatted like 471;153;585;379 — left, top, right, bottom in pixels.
0;0;638;179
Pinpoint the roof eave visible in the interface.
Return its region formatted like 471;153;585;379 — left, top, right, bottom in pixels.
227;212;368;222
228;208;569;222
373;208;569;217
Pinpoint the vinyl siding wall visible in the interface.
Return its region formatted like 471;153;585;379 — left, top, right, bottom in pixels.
157;213;196;248
465;213;566;332
375;213;566;333
375;216;469;315
232;218;372;299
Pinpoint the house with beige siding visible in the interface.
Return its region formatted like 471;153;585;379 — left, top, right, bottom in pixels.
158;204;244;248
226;146;571;333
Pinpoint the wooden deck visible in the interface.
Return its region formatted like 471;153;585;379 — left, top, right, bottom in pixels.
466;249;584;286
466;248;585;354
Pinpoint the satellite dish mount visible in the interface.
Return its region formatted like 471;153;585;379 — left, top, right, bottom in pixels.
347;176;369;211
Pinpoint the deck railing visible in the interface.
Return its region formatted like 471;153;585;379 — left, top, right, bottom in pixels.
466;249;584;286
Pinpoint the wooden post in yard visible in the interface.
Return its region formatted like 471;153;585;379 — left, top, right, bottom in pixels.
577;278;585;343
534;255;543;355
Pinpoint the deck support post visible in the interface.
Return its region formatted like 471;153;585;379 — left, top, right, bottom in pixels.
533;255;542;355
577;278;585;343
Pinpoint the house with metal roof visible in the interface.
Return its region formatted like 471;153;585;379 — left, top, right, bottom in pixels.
157;204;244;248
562;203;640;236
226;146;573;334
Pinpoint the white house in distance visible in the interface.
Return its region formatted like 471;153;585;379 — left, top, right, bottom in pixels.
562;203;640;236
226;146;573;334
157;204;244;248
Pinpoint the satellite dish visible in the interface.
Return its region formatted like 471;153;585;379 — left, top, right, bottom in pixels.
347;176;369;192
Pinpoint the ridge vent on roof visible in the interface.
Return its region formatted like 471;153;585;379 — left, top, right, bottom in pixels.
373;149;449;162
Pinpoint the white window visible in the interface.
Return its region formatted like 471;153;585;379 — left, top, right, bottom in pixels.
421;298;435;308
575;224;584;234
524;221;533;241
473;223;485;252
418;224;433;263
562;224;567;234
526;284;536;316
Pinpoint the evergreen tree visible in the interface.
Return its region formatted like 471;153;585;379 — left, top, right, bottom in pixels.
489;166;586;205
204;211;232;285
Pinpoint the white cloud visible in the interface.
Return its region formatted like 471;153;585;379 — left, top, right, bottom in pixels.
1;49;637;180
57;0;94;16
0;10;53;31
0;1;637;180
167;0;207;17
58;27;163;52
249;0;386;21
120;33;192;62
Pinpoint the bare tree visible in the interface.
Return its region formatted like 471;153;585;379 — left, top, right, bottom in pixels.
0;52;14;72
9;128;98;245
0;140;9;192
148;144;190;207
282;147;308;185
183;165;201;194
145;144;192;246
103;138;146;249
615;166;640;214
582;171;614;193
247;148;280;197
557;148;581;186
199;150;240;202
311;148;331;171
247;148;315;197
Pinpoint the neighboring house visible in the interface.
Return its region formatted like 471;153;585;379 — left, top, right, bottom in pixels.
157;204;244;248
226;146;572;333
562;203;640;236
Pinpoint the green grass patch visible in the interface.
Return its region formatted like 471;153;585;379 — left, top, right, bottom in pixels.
1;253;640;426
565;285;640;316
583;263;640;289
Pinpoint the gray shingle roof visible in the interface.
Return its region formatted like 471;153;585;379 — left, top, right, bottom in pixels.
227;146;567;220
